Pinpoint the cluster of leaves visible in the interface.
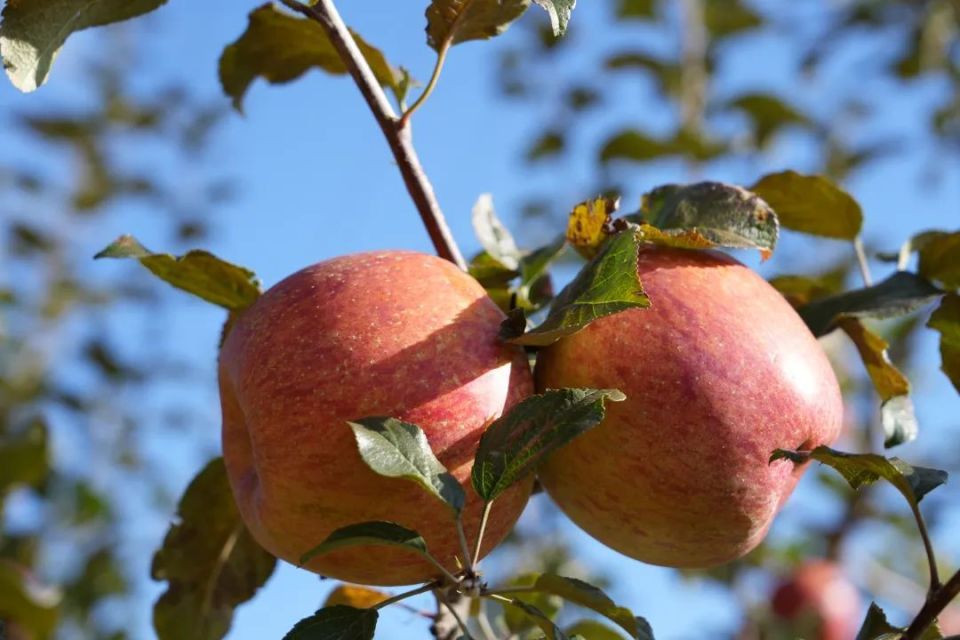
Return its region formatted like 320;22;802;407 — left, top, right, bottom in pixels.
0;40;233;640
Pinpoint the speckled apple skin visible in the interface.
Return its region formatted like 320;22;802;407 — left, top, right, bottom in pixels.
219;251;534;586
535;247;843;568
772;561;862;640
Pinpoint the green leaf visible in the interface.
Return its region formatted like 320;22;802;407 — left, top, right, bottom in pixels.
151;458;277;640
768;271;846;308
94;235;261;311
640;181;779;260
348;417;465;515
856;603;902;640
0;560;59;640
529;574;652;639
928;293;960;393
703;0;762;40
0;417;48;493
426;0;531;50
750;171;863;240
516;235;567;311
533;0;576;36
600;130;673;163
769;446;948;507
502;574;564;635
616;0;656;20
219;3;404;111
504;230;649;346
282;605;378;640
918;231;960;290
472;389;625;501
725;93;810;147
472;194;521;270
798;271;943;337
565;620;626;640
838;319;916;447
526;129;566;162
499;598;570;640
0;0;168;92
299;521;427;567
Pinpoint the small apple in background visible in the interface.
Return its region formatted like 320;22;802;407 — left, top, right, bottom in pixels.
218;251;534;585
771;560;862;640
535;246;844;568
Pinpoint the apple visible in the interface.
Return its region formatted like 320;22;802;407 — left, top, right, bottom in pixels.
535;246;843;568
771;561;861;640
218;251;534;585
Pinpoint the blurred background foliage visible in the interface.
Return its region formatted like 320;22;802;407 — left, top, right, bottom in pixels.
1;0;958;638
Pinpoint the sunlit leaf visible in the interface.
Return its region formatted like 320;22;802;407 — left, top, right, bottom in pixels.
725;93;810;147
600;129;673;163
750;171;863;240
640;181;779;259
283;605;378;640
151;458;276;640
770;447;947;507
566;196;617;259
503;574;563;635
768;271;846;308
703;0;762;40
504;230;649;346
928;293;960;393
219;3;404;111
917;231;960;290
472;194;521;270
565;620;625;640
94;235;261;311
838;319;917;447
533;0;575;36
323;585;390;609
798;271;943;337
426;0;530;50
499;598;569;640
299;521;428;567
0;0;168;92
472;388;625;501
348;417;465;515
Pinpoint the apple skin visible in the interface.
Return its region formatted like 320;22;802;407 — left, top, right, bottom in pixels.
535;246;843;568
771;561;862;640
218;251;534;586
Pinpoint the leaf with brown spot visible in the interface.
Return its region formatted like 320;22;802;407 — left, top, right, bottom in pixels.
566;196;618;259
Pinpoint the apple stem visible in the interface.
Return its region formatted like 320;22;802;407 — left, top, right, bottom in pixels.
902;568;960;639
277;0;467;271
909;500;941;593
472;501;493;568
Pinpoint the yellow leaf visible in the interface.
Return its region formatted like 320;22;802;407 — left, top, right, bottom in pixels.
323;584;390;609
566;196;619;259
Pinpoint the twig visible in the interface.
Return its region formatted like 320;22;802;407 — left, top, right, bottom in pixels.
853;235;874;286
909;499;941;593
373;581;441;611
903;569;960;639
278;0;467;270
472;501;493;568
434;588;474;640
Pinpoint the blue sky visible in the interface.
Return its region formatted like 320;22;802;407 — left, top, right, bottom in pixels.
1;1;959;638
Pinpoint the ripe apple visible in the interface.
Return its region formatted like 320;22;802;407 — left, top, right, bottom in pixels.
218;251;534;585
771;561;862;640
535;246;843;568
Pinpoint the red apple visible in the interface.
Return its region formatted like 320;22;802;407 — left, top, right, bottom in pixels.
771;561;862;640
218;251;534;585
535;246;843;568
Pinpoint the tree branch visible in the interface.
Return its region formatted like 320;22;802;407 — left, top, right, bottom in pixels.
903;569;960;640
278;0;467;271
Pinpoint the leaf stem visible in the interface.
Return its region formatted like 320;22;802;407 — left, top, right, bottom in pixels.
471;501;493;568
423;551;462;586
902;568;960;639
853;235;874;287
908;500;941;593
277;0;466;270
373;581;440;611
456;516;474;572
399;41;452;126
